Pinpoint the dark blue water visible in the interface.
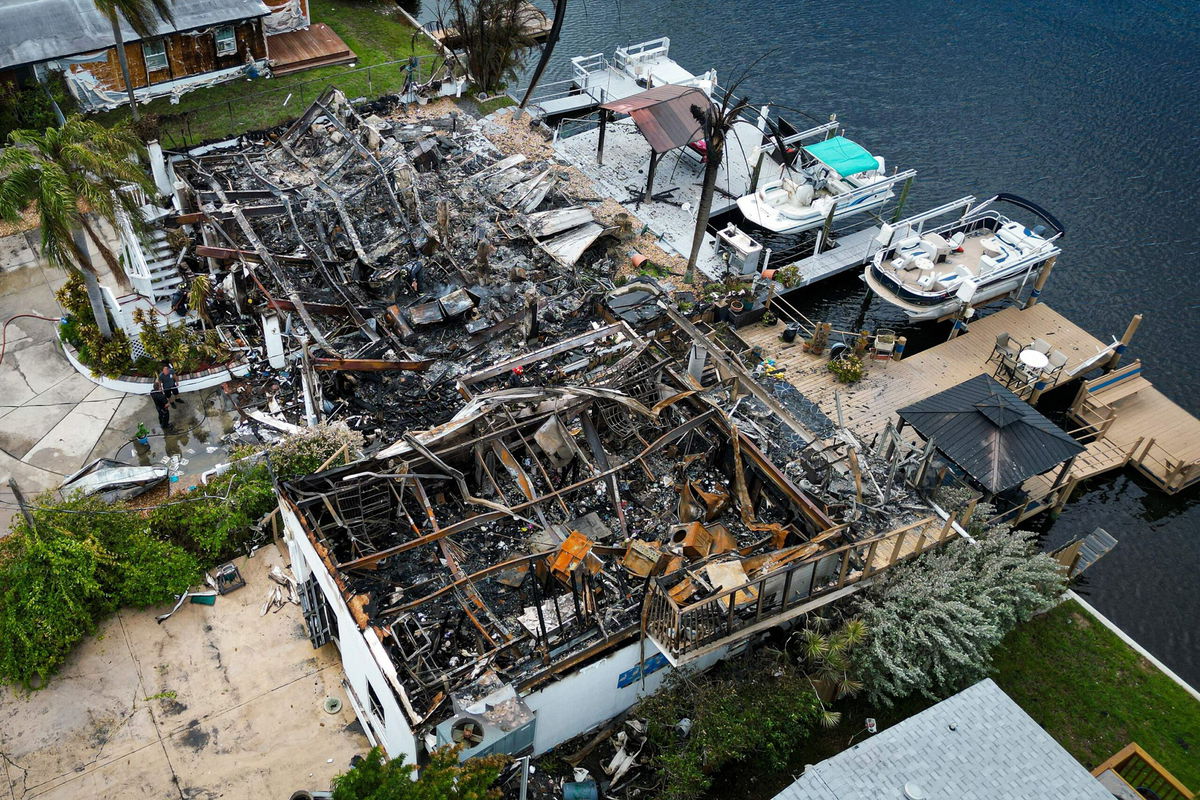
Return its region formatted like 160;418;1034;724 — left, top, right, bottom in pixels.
517;0;1200;684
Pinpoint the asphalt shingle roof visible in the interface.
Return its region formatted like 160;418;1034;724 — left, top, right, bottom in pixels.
897;373;1084;493
772;679;1114;800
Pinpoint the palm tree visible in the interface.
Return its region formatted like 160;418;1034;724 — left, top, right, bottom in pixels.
0;117;154;339
684;90;750;284
188;273;212;328
93;0;175;120
519;0;568;110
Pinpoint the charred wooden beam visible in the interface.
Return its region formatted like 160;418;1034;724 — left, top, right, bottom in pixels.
312;357;436;372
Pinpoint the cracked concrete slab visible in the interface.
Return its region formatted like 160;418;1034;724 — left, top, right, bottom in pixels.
0;548;367;800
22;396;122;476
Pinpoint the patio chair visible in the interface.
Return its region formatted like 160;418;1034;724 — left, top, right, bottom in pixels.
994;350;1020;384
987;332;1020;364
1030;337;1051;355
1045;349;1069;382
871;329;897;362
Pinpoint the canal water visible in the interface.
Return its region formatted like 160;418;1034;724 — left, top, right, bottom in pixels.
511;0;1200;684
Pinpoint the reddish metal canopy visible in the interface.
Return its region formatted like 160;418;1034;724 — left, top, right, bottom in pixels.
602;85;712;153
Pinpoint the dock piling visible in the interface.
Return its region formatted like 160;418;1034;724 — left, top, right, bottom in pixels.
1023;256;1056;309
1105;313;1143;372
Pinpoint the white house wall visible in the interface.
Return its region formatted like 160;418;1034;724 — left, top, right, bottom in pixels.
523;637;729;754
279;501;419;765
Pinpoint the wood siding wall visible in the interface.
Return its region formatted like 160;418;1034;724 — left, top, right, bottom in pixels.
70;18;266;93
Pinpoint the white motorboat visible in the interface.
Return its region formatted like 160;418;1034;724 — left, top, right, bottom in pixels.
736;135;906;234
863;194;1064;322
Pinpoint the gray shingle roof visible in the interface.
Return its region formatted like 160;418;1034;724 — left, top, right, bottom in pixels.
772;679;1114;800
0;0;271;70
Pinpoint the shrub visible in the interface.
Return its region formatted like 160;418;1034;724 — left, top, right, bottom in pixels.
0;526;110;689
332;744;507;800
826;353;864;384
774;264;800;288
854;509;1065;706
0;493;199;688
637;659;821;800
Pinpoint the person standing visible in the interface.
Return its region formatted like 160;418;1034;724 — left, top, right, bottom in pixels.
160;363;180;408
150;379;171;429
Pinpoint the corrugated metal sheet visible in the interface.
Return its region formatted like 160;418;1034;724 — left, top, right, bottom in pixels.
0;0;271;70
602;84;711;154
898;373;1084;493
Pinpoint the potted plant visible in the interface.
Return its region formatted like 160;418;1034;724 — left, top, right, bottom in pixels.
135;422;151;446
761;311;777;326
730;298;745;314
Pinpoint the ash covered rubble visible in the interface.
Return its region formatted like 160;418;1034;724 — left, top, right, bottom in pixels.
170;88;623;445
274;304;956;763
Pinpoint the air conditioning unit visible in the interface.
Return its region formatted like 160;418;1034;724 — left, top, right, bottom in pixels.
434;671;537;760
716;224;763;276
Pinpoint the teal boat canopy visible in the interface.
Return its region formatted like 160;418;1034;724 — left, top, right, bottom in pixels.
802;136;880;177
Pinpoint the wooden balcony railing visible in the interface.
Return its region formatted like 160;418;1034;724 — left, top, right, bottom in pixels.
645;516;953;661
1092;743;1194;800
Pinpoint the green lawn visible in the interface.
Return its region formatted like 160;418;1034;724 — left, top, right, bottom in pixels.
992;599;1200;789
708;598;1199;799
96;0;438;145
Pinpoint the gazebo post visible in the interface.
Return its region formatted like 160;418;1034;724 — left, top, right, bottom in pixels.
643;149;660;203
1049;453;1077;492
597;108;609;166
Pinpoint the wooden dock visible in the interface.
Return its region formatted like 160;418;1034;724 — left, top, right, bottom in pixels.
736;301;1200;518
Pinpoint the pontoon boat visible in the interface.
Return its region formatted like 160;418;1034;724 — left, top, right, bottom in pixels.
863;194;1064;322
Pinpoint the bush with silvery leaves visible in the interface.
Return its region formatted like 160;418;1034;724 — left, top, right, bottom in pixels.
854;505;1064;705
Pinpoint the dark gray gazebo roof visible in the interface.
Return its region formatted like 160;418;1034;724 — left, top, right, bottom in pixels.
898;374;1084;494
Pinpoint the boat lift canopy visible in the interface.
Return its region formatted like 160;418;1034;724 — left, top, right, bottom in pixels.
803;135;880;177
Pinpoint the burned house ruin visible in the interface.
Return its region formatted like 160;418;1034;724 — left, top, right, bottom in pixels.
158;89;966;766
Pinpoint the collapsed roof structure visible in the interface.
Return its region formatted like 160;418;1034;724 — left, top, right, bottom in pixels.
171;88;618;442
159;90;967;765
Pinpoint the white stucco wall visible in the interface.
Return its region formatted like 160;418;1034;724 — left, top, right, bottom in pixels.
280;501;419;765
523;637;729;754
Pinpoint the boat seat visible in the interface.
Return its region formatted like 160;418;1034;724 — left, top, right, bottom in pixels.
936;272;963;290
921;233;952;262
981;237;1003;257
948;231;966;250
916;273;936;289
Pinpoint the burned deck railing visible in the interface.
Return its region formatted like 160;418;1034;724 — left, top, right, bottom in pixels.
1092;742;1195;800
646;516;954;660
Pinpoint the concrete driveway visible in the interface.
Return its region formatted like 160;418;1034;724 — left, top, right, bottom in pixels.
0;545;369;799
0;229;237;533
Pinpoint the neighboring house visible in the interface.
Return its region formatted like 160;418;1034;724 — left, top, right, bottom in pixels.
771;679;1191;800
0;0;333;112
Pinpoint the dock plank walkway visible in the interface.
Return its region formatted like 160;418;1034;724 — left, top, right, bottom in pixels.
740;301;1200;508
739;303;1111;440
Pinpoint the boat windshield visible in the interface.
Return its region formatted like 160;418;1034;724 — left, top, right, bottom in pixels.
803;136;880;177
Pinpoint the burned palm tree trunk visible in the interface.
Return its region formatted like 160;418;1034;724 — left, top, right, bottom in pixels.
685;94;750;284
519;0;568;109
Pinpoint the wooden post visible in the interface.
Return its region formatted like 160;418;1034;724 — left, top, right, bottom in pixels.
889;176;914;223
1051;478;1079;515
596;108;609;165
1029;375;1049;404
643;150;659;204
1104;313;1142;372
1049;454;1077;491
1023;256;1056;308
749;147;766;193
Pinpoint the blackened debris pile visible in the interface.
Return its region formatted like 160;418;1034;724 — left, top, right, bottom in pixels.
172;88;621;444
